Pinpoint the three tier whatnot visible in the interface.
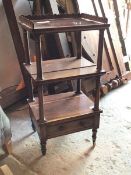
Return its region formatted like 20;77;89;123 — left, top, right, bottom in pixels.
19;13;109;155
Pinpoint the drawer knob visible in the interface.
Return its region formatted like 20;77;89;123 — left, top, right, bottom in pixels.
79;121;85;127
58;125;64;131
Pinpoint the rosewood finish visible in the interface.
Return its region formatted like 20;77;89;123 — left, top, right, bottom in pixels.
19;13;109;33
19;13;109;155
24;57;105;84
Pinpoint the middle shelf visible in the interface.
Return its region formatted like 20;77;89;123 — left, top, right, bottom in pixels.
24;57;105;84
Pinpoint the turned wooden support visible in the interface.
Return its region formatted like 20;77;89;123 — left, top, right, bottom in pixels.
26;74;34;102
35;34;45;123
38;85;47;155
94;29;104;111
92;29;105;146
40;138;47;155
38;85;45;123
35;34;43;80
76;31;82;59
22;30;34;101
92;128;97;146
97;29;104;72
39;124;47;155
23;29;31;65
76;79;81;94
75;31;82;93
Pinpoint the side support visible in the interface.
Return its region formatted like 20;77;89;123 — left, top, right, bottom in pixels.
76;31;82;59
93;29;104;146
38;85;47;155
23;29;34;102
35;35;43;80
76;31;82;94
35;34;47;155
23;29;31;65
92;128;97;146
35;34;44;123
23;29;35;130
94;29;104;110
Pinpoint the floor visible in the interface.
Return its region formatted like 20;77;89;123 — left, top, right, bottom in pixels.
0;155;37;175
2;81;131;175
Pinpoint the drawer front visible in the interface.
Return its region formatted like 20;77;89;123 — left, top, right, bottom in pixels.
47;116;100;139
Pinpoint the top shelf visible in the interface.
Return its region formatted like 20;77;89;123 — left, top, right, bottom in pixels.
19;13;110;33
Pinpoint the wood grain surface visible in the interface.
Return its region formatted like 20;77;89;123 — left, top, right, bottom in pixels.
29;92;94;123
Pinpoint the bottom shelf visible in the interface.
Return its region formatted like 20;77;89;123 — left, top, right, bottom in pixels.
29;92;97;123
29;92;101;139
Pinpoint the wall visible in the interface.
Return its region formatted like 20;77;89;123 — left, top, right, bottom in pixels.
0;0;32;91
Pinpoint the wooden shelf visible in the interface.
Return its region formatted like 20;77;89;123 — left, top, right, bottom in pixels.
29;92;99;125
19;13;109;33
24;57;105;83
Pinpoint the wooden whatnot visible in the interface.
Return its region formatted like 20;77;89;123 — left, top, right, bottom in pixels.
19;13;109;155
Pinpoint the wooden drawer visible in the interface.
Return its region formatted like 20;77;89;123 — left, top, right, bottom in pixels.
46;115;100;139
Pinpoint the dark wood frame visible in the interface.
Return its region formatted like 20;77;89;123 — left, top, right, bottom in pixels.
19;13;109;155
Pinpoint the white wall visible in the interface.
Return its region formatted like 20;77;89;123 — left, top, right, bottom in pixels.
0;0;32;91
